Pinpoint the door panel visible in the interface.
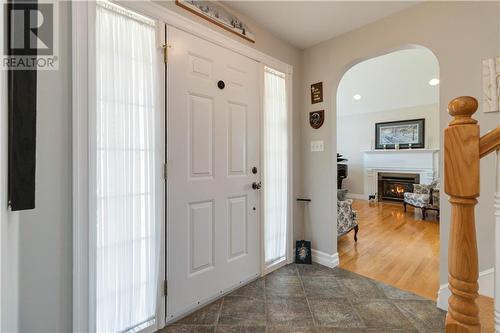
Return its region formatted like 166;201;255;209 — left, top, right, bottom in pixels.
228;103;247;176
189;200;214;274
228;195;248;259
189;54;213;79
188;94;214;178
167;26;260;321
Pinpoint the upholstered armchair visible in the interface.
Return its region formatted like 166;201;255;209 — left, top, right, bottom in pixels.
337;199;359;241
403;181;440;220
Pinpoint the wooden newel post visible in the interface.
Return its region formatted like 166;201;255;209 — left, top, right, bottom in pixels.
445;96;481;333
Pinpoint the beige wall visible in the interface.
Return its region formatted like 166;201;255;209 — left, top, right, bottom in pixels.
338;104;440;196
15;2;73;332
0;3;19;329
301;1;500;285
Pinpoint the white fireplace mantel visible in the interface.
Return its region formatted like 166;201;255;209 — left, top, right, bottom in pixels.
363;149;439;198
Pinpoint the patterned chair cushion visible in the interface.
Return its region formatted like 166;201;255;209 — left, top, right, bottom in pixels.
404;180;440;210
337;199;358;236
403;192;430;208
413;184;431;194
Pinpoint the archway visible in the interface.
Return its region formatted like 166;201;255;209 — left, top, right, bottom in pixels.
335;47;440;300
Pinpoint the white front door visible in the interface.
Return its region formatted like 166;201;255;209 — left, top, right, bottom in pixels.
166;26;261;321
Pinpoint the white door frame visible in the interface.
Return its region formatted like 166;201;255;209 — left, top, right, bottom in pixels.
72;1;293;331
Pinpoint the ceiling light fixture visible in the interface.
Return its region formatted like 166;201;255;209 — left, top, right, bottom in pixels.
353;94;361;100
429;78;440;86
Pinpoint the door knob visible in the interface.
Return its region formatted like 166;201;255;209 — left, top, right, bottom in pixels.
252;182;262;190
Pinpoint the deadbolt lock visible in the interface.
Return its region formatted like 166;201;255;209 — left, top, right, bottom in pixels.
252;181;262;190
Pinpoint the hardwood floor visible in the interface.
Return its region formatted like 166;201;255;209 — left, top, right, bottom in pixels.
337;199;496;331
338;199;440;301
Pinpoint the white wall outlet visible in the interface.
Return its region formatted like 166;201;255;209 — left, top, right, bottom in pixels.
310;140;324;152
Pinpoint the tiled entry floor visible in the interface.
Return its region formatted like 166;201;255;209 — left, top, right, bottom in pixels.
162;263;446;333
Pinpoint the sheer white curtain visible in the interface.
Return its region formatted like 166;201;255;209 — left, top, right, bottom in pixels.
95;2;161;332
263;66;288;266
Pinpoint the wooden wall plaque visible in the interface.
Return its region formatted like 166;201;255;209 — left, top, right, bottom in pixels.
309;110;324;129
311;82;323;104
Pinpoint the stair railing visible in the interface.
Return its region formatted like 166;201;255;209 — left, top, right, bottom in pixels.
444;96;500;332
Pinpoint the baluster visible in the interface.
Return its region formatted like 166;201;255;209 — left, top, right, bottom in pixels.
445;96;481;332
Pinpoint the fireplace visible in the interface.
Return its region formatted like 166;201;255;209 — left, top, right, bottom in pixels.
378;172;420;202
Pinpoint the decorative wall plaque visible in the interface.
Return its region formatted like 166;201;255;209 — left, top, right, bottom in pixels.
310;82;323;104
483;57;500;112
309;110;325;129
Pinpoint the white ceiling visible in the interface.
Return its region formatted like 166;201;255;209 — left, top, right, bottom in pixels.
224;1;418;49
337;48;439;116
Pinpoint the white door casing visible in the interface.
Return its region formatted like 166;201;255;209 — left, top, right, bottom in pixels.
166;26;261;322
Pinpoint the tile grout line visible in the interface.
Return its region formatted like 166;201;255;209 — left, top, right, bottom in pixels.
345;294;368;330
390;298;426;333
215;295;224;332
337;274;369;330
344;277;424;332
296;265;319;333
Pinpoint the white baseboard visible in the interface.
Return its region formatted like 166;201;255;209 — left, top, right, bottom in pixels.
478;268;495;297
437;268;494;311
311;249;339;268
345;193;366;200
436;285;451;311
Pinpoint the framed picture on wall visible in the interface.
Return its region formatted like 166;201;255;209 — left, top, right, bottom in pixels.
375;118;425;149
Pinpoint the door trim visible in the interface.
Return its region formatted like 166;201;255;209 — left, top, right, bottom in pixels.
73;1;293;331
114;1;292;75
72;2;166;332
72;3;91;331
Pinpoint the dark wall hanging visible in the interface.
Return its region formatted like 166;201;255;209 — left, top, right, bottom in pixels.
7;1;38;210
310;82;323;104
375;118;425;150
309;110;324;129
295;240;312;265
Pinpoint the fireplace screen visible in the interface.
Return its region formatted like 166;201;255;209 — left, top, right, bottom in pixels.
378;173;420;202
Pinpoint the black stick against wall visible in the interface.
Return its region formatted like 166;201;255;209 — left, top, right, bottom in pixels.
8;0;38;210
